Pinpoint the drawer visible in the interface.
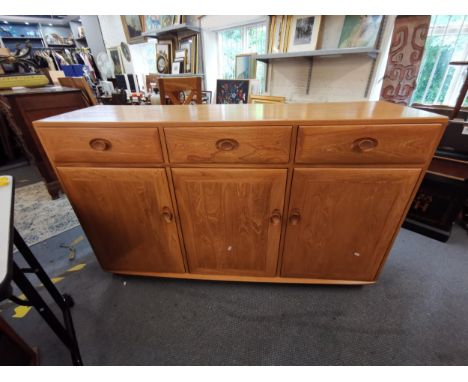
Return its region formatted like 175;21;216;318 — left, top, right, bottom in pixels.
296;124;441;164
37;127;163;164
164;126;292;163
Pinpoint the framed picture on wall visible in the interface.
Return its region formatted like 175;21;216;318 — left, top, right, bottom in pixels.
285;15;322;52
108;47;124;76
216;79;250;104
235;54;256;79
338;16;383;48
144;15;174;32
121;15;146;44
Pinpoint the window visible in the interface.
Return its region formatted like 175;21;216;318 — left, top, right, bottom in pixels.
218;23;267;93
411;16;468;107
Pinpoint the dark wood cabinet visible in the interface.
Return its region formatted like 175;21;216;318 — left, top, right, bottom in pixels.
1;86;88;198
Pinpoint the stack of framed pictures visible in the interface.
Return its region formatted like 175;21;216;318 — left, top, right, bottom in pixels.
268;15;322;54
154;33;201;75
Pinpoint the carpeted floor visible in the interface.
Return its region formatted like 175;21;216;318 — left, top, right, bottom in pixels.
1;224;468;365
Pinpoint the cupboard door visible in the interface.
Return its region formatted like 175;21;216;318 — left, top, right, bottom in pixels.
172;169;287;276
282;168;421;281
57;167;185;274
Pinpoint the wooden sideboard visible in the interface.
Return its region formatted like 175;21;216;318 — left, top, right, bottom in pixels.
33;102;447;285
1;86;89;199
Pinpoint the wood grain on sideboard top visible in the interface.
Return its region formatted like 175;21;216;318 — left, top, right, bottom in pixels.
33;101;448;128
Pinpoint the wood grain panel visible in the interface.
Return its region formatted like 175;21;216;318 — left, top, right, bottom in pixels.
33;102;448;127
281;168;421;281
165;126;291;163
172;168;287;276
296;124;441;164
57;167;185;273
37;127;163;164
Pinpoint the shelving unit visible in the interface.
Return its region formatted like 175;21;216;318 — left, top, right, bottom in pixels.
253;47;379;63
143;21;205;88
0;18;88;52
143;23;201;39
257;47;381;95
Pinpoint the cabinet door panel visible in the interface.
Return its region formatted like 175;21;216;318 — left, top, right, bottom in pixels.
282;168;421;281
57;167;185;273
172;169;287;276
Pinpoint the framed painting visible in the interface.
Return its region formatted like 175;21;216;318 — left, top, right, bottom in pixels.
338;16;383;48
145;15;175;32
216;79;250;104
156;43;171;74
179;35;197;73
285;15;322;52
121;15;146;44
108;47;124;76
201;91;212;104
268;15;287;53
235;54;256;79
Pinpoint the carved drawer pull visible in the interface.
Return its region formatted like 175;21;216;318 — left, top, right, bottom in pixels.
270;209;282;225
352;137;378;152
89;138;112;151
162;207;173;223
216;138;239;151
288;209;301;225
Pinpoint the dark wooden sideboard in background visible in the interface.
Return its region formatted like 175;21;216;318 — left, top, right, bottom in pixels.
0;86;89;199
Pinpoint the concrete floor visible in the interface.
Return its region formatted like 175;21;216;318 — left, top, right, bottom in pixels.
1;224;468;365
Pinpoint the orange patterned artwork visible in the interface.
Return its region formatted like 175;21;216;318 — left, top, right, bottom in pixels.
380;16;430;105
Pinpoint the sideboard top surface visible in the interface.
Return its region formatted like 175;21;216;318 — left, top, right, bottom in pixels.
34;101;448;127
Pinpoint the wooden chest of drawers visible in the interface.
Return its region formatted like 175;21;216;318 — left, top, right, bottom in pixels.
34;102;447;285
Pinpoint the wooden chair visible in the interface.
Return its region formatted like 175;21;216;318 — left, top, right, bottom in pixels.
158;76;202;105
58;76;98;106
249;95;286;104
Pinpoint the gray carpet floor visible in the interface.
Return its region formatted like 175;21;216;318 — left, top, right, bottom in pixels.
1;225;468;365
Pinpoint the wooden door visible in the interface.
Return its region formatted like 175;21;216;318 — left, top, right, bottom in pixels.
172;169;287;276
282;168;421;281
57;167;185;274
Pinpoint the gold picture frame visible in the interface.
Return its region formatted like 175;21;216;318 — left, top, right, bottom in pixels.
121;15;146;45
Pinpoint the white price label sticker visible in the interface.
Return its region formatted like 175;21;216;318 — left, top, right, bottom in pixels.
462;125;468;135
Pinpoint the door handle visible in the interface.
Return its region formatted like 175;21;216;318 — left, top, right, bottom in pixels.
288;209;301;225
270;209;282;225
161;206;173;223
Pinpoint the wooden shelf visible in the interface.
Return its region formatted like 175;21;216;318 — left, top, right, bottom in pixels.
254;47;379;63
143;23;200;38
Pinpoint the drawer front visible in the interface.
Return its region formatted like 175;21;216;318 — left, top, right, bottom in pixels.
296;124;441;164
37;127;163;164
164;126;292;163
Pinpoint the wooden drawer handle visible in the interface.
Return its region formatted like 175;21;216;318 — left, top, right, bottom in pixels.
270;209;282;225
288;209;301;225
162;207;173;223
216;138;239;151
89;138;112;151
352;137;378;152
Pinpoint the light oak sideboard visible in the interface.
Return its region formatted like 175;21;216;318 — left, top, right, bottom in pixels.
33;102;447;285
